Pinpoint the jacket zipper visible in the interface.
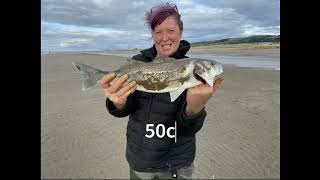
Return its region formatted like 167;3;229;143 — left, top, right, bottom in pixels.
146;93;154;122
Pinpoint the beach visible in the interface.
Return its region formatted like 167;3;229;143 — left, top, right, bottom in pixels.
41;50;280;179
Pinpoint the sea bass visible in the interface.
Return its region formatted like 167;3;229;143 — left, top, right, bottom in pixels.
72;57;223;102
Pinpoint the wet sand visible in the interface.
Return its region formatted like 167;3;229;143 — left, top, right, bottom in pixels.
41;52;280;179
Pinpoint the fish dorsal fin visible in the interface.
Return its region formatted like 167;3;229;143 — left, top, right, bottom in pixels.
169;89;185;102
126;58;147;64
153;57;175;63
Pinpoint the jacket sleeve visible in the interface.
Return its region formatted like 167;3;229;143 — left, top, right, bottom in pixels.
176;96;207;136
106;93;135;118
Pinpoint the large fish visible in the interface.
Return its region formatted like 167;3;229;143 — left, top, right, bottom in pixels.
72;57;223;102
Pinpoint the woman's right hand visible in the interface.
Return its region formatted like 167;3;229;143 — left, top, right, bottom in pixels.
99;73;137;110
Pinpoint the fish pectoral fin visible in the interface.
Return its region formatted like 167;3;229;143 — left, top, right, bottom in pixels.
206;78;214;87
198;73;214;87
169;89;185;102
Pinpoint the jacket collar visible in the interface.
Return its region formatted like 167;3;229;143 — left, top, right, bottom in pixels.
140;40;190;61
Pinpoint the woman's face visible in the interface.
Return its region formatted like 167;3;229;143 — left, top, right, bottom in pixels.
152;16;182;58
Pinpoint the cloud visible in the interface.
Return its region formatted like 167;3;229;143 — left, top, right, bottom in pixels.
41;21;153;51
41;0;160;29
59;38;94;48
197;0;280;26
41;0;280;52
241;25;280;36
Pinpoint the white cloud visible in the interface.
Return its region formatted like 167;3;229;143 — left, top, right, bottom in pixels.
42;21;131;38
92;0;113;7
241;25;280;36
178;0;195;7
132;1;145;8
59;38;94;48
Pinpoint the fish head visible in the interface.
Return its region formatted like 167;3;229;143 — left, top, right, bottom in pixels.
193;60;223;86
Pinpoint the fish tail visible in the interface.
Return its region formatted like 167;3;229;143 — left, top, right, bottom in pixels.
72;62;108;91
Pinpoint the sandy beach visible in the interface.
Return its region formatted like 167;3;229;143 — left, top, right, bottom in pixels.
41;50;280;179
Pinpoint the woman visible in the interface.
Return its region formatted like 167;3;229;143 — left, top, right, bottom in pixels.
99;3;223;179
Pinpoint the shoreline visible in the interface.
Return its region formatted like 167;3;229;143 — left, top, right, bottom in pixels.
42;45;280;57
42;53;279;72
42;46;280;71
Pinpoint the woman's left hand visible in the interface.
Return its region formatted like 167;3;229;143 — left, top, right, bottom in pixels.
185;78;224;116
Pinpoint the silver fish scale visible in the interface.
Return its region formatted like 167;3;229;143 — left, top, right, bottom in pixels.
112;58;195;91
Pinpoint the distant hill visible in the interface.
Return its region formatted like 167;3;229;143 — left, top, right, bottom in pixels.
191;35;280;47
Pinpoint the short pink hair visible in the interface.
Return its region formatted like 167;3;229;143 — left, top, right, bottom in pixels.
145;2;183;32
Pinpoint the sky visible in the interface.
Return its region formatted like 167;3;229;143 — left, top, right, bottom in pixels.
41;0;280;52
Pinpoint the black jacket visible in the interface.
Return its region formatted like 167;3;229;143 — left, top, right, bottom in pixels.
106;40;207;172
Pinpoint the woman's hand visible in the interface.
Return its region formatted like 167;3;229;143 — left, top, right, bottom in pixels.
185;78;224;116
99;73;137;110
